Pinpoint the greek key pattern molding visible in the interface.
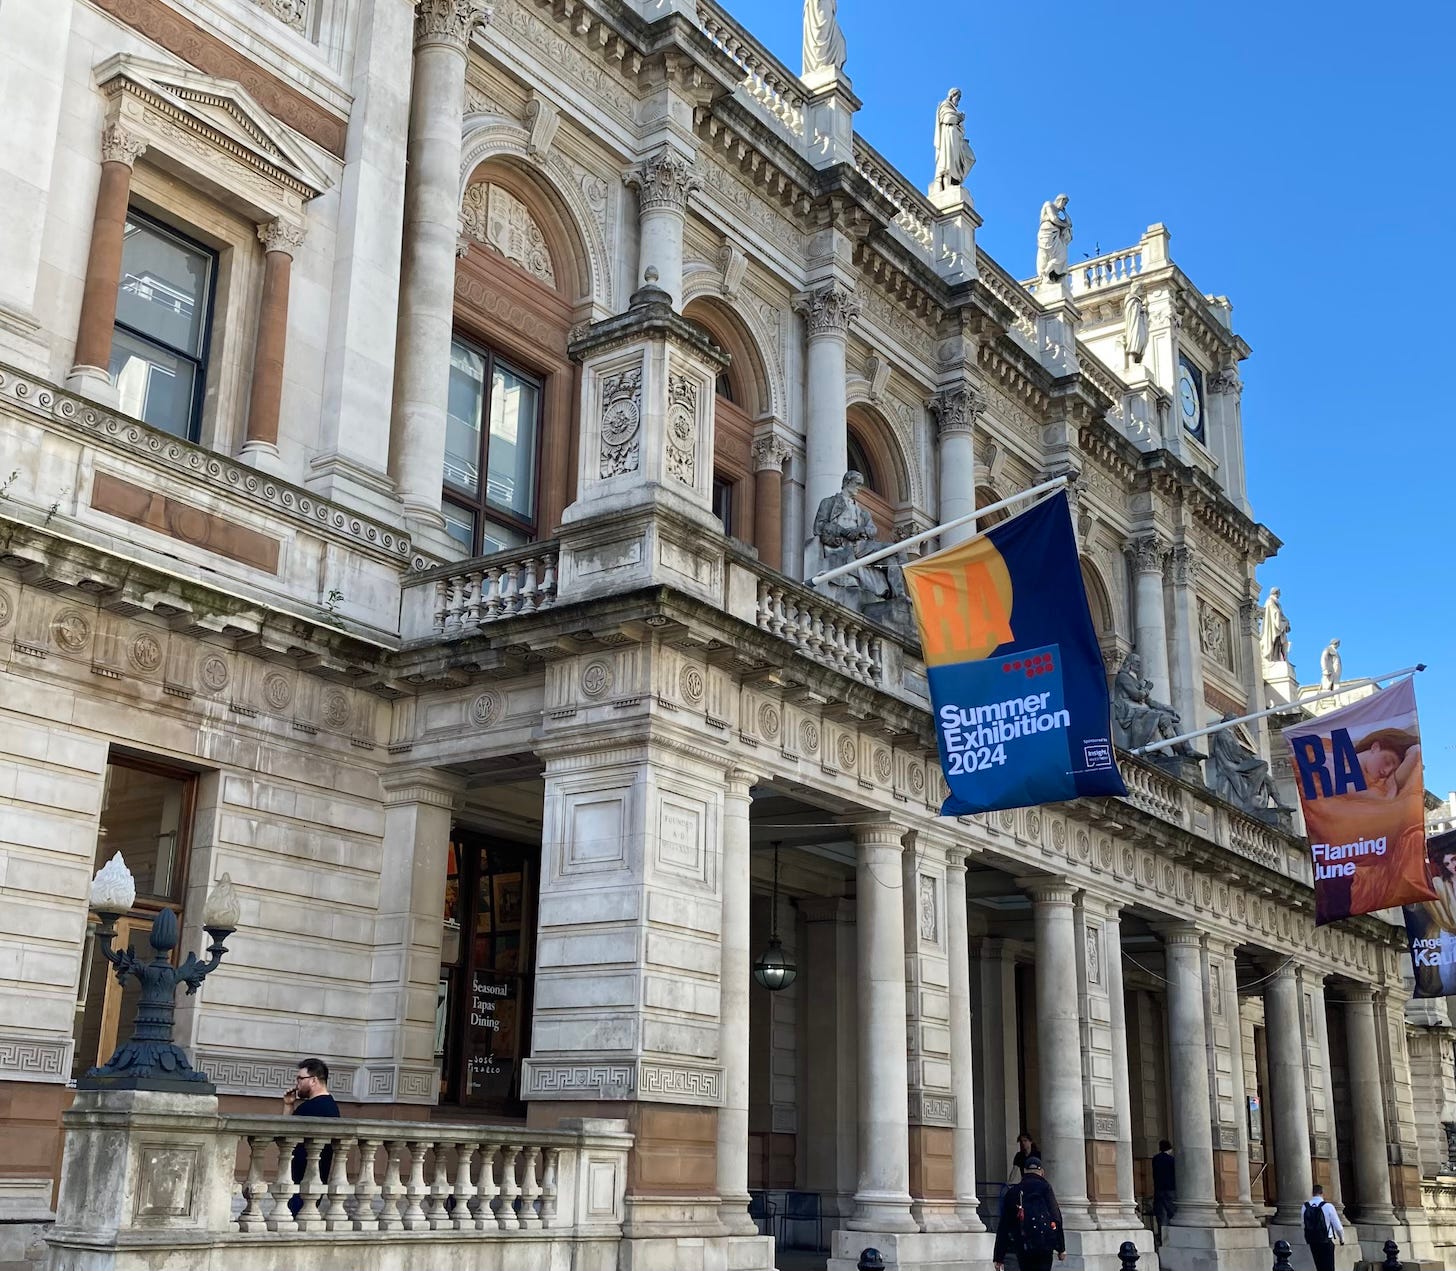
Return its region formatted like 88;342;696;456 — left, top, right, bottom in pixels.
0;364;412;565
0;1035;70;1079
198;1054;357;1097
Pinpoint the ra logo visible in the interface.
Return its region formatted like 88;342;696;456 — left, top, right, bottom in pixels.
1290;728;1366;800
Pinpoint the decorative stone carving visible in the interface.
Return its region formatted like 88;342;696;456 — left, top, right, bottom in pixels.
100;121;146;167
812;471;907;603
413;0;492;51
679;665;705;705
1035;194;1073;281
1171;544;1198;586
261;672;292;711
258;218;306;256
460;182;556;287
1320;638;1342;691
199;654;230;693
1123;280;1149;364
794;283;860;338
1113;651;1193;754
1199;601;1234;670
929;384;986;437
802;0;846;75
751;434;791;473
863;351;891;403
1259;586;1291;663
626;149;702;215
524;93;559;157
580;659;613;699
918;875;938;942
1207;715;1287;813
1128;533;1169;575
665;374;698;487
932;88;974;191
52;611;91;653
1210;366;1243;398
1085;927;1102;985
255;0;308;33
717;242;747;298
0;591;11;629
129;634;162;671
599;366;643;478
470;691;501;724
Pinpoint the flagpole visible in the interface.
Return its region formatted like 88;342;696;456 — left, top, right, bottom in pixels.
809;475;1070;587
1131;664;1427;756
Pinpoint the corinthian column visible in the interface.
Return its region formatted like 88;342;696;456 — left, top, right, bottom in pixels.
929;385;984;549
1127;533;1173;704
625;147;700;309
751;434;790;571
796;283;859;521
241;218;305;474
849;820;917;1233
68;121;147;398
388;0;491;538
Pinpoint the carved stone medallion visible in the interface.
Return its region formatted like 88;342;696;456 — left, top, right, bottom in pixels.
129;634;163;672
262;672;292;711
580;659;613;699
321;690;351;730
199;654;230;692
470;691;501;725
52;610;91;653
679;665;705;706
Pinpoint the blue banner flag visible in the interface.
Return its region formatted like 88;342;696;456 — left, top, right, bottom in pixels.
903;490;1127;815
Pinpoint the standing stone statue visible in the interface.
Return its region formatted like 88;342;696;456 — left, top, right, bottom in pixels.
1035;194;1073;281
1207;714;1285;813
802;0;846;76
1259;587;1291;663
812;470;906;602
1113;651;1193;754
933;88;975;191
1320;638;1342;691
1123;280;1149;363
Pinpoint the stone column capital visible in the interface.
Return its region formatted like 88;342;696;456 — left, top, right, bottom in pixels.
1126;531;1171;574
1210;366;1243;399
258;217;306;257
852;818;908;852
1020;876;1076;907
1157;922;1204;949
625;147;702;215
928;384;987;437
100;121;146;167
794;282;860;340
750;433;791;473
725;766;760;796
799;895;855;923
414;0;492;51
1171;543;1199;586
379;767;469;807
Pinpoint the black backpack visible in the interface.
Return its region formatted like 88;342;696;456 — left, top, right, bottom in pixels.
1017;1185;1059;1254
1302;1199;1329;1245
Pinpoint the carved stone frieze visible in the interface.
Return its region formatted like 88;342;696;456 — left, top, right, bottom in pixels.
460;181;556;286
414;0;492;50
626;149;703;216
794;283;860;339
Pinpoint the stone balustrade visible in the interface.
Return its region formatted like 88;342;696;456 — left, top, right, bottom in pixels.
975;249;1041;348
1423;1181;1456;1260
1073;245;1144;294
851;138;935;252
755;575;884;687
1121;757;1187;826
402;542;560;640
696;0;806;139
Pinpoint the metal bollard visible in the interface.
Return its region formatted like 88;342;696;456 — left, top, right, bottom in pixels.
1271;1238;1294;1271
1118;1240;1140;1270
858;1251;886;1271
1382;1239;1403;1271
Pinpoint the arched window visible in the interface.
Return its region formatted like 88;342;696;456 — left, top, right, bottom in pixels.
846;432;877;492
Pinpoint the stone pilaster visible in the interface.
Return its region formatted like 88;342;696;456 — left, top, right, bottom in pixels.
928;385;985;550
388;0;491;547
625;147;701;309
717;766;757;1235
1126;532;1173;707
801;896;858;1223
1168;543;1206;735
796;282;859;524
1205;934;1259;1225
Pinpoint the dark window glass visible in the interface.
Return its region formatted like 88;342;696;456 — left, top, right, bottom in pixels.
110;214;214;440
847;433;876;492
443;336;542;554
713;475;734;536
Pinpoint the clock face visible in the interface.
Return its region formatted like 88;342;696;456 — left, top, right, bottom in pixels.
1177;363;1202;434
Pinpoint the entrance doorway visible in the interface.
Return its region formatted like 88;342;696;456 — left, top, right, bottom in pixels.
438;829;538;1116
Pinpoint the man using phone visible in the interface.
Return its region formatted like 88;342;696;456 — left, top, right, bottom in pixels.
283;1057;339;1215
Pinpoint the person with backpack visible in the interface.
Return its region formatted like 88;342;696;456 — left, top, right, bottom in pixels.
1301;1184;1344;1271
1151;1139;1176;1247
994;1156;1067;1271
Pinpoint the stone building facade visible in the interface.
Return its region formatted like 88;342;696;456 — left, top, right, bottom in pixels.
0;0;1443;1268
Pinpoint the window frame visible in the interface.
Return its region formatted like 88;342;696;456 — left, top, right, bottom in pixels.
112;208;219;443
442;334;546;555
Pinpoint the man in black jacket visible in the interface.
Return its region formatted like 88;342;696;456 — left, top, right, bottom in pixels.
1152;1140;1176;1246
284;1057;340;1216
993;1157;1067;1271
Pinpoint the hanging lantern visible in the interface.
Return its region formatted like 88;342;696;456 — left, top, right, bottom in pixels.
752;841;798;992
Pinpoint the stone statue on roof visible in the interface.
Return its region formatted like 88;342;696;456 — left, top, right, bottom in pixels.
1036;194;1073;281
803;0;847;77
933;89;975;191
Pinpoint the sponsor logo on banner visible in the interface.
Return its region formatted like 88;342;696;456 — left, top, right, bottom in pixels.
904;490;1125;816
1281;676;1433;925
1405;828;1456;998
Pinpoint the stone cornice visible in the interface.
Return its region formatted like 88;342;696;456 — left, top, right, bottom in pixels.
0;361;411;567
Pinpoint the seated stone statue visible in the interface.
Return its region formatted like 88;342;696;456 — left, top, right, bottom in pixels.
812;470;907;602
1207;713;1284;812
1113;652;1193;755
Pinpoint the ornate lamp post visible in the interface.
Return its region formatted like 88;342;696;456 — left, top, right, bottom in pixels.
752;842;798;992
79;853;241;1094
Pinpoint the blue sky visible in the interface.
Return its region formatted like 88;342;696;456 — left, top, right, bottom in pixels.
718;0;1456;795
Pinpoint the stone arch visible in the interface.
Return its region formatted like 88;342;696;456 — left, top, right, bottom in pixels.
681;295;773;421
1080;556;1115;637
681;270;786;421
459;119;612;312
975;483;1008;527
843;401;915;539
843;397;921;506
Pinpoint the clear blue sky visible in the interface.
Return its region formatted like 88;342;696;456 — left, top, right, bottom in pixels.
719;0;1456;796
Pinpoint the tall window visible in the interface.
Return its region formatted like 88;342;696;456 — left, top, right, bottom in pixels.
110;213;215;440
443;337;542;555
72;758;197;1080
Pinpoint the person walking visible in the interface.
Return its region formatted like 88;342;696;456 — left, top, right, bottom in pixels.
283;1057;340;1216
994;1156;1067;1271
1010;1132;1042;1182
1151;1139;1176;1246
1302;1184;1344;1271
